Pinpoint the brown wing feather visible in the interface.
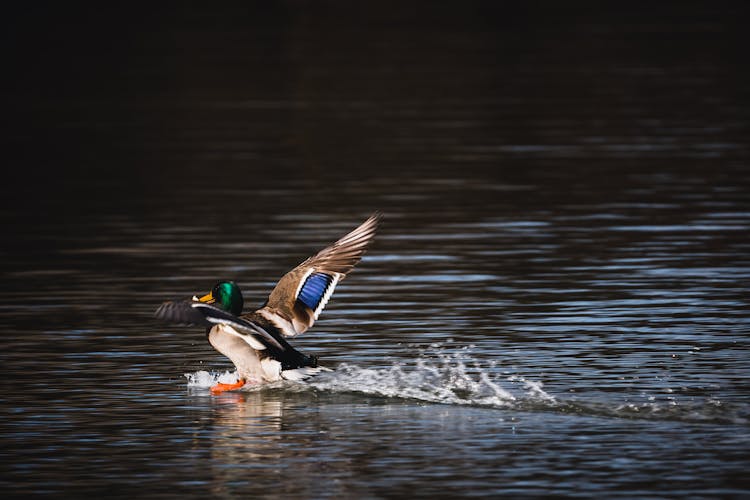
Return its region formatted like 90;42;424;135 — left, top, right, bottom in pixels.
253;213;381;336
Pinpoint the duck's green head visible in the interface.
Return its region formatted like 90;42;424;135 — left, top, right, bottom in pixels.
196;281;244;316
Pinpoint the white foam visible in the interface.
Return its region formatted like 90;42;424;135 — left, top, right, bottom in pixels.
308;357;523;407
507;375;557;403
184;370;239;388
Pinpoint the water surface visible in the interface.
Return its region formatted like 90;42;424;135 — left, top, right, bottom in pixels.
2;2;749;498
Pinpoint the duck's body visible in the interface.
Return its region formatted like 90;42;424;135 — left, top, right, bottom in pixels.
206;312;321;384
155;214;380;393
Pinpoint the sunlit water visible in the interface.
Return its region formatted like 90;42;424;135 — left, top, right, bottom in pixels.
3;2;750;498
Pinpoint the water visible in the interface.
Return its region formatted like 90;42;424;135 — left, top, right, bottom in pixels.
2;2;750;498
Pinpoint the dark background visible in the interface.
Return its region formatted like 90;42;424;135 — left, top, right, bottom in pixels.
3;1;747;217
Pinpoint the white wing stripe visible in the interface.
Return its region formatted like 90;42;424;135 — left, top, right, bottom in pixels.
314;274;339;320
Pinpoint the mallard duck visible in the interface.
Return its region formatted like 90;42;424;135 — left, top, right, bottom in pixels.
155;213;381;394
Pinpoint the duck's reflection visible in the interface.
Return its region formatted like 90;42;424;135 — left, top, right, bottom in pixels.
196;389;330;496
208;391;285;460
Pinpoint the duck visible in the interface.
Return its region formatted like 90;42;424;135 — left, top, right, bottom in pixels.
155;213;381;394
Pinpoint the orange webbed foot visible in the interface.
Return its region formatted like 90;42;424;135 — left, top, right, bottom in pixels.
210;379;246;394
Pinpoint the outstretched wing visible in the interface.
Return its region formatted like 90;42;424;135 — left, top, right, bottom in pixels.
155;300;287;352
254;213;380;337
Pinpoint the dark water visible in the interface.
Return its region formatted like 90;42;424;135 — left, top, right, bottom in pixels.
2;2;749;498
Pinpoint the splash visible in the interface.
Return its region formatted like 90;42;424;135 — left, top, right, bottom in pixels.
185;345;556;408
306;347;556;407
309;362;517;407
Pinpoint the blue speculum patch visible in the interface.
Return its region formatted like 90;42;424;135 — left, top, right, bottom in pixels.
297;273;332;310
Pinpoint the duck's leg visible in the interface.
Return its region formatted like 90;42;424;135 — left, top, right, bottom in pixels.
210;379;246;394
